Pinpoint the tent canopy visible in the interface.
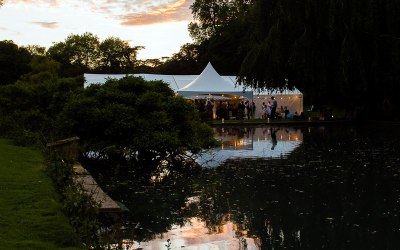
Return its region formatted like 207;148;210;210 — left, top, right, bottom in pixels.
177;62;253;99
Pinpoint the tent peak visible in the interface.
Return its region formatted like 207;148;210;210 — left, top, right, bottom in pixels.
178;61;234;92
177;62;253;100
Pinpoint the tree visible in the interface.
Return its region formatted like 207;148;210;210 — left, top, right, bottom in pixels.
187;0;253;75
59;76;217;161
98;37;143;73
188;0;400;115
47;32;100;76
236;0;400;113
23;45;47;56
48;33;144;76
155;43;205;74
18;56;60;84
190;0;253;43
0;40;32;85
0;76;83;143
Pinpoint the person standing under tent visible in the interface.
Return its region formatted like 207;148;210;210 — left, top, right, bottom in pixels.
251;101;256;118
261;102;266;118
267;101;272;117
238;101;245;120
245;100;251;120
206;99;214;119
284;106;290;119
270;96;277;119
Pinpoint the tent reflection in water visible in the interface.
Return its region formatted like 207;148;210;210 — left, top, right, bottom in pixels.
197;127;303;168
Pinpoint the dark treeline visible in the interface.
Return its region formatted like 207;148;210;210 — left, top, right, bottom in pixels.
187;0;400;117
0;39;217;159
1;0;399;118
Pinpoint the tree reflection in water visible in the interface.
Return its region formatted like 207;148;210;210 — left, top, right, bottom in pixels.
85;125;400;249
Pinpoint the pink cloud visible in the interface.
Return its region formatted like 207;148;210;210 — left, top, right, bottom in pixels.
7;0;195;26
119;0;194;26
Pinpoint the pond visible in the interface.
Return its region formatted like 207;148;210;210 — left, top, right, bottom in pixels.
86;123;400;250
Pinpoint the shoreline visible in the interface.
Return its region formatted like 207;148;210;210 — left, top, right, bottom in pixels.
208;118;354;127
208;119;400;127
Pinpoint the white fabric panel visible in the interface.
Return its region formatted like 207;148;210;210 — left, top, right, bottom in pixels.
84;73;126;87
171;75;198;89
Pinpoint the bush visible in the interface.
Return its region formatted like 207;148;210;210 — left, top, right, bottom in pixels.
0;76;83;146
59;76;217;161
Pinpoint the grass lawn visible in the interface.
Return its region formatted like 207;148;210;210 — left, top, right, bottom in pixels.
0;139;82;250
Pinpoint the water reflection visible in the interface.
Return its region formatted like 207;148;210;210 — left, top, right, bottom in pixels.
270;127;278;150
123;217;257;250
197;126;303;167
86;124;400;250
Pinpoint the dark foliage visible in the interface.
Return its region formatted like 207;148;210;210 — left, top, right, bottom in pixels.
0;40;32;85
58;76;217;161
188;0;400;118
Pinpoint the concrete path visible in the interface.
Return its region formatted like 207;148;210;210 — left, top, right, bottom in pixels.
73;164;122;213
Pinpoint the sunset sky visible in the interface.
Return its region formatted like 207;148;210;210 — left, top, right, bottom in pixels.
0;0;195;59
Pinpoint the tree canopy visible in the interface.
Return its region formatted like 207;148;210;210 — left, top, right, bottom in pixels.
187;0;400;114
58;76;217;161
0;34;217;161
47;33;143;76
0;41;32;85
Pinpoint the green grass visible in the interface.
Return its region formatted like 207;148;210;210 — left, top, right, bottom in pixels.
0;139;82;250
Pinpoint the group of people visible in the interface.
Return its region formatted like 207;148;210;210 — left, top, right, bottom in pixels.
197;95;304;121
262;96;278;119
237;100;256;120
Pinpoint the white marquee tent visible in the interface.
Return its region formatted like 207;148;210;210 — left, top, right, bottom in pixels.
84;62;303;118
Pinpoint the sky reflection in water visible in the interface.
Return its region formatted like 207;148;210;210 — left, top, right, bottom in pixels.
119;126;304;250
125;218;258;250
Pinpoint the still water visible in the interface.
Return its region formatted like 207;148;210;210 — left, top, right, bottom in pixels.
87;123;400;249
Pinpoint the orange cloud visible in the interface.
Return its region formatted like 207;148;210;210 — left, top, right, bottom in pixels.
31;21;58;29
119;0;194;26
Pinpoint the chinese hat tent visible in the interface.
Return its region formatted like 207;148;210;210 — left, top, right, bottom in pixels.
177;62;253;100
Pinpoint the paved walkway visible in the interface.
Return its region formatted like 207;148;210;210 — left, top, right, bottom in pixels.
73;164;122;213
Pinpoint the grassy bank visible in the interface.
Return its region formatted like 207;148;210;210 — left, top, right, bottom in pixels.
0;139;82;250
